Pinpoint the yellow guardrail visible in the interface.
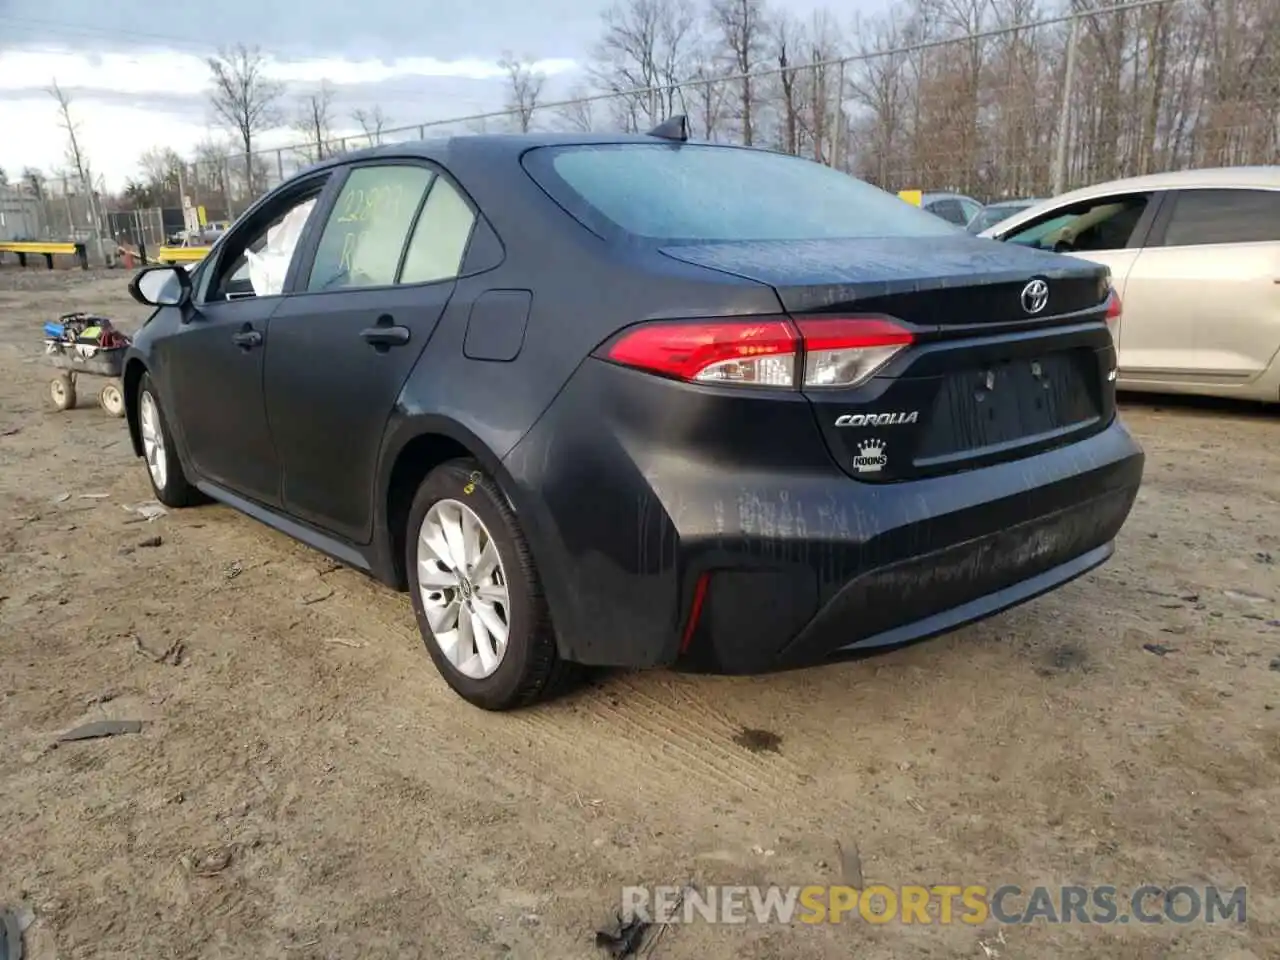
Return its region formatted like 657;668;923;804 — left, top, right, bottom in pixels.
0;240;88;269
156;246;211;264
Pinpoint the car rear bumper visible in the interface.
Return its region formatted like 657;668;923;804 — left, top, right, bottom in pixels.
502;359;1144;674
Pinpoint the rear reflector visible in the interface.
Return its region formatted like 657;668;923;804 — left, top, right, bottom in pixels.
1104;286;1122;345
604;316;915;389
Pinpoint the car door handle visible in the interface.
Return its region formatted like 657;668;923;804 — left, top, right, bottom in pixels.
360;322;411;347
232;329;262;349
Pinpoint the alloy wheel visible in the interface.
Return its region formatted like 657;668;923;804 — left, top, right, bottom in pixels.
416;498;511;679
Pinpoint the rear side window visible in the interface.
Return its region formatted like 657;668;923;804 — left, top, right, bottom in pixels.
399;179;477;284
1159;189;1280;247
523;144;959;242
307;165;434;291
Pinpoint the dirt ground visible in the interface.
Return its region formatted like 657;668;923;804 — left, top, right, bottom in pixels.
1;267;1277;960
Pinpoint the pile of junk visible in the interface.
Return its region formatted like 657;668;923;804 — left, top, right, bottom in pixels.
42;312;131;417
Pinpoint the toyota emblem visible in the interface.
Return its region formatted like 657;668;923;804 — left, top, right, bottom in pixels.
1021;279;1049;314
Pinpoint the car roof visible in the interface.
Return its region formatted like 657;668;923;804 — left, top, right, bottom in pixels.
305;131;762;173
921;191;978;202
1047;166;1280;204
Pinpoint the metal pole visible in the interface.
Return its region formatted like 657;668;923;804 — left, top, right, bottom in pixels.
1052;14;1080;196
830;59;846;169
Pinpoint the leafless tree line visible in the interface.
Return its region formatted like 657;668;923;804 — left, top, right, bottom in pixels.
21;0;1280;234
555;0;1278;198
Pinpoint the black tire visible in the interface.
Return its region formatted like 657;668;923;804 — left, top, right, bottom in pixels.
137;373;202;508
406;458;576;710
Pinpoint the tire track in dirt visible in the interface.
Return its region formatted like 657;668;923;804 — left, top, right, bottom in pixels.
301;563;816;815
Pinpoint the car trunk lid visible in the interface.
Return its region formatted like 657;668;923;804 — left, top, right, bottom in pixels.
660;236;1116;481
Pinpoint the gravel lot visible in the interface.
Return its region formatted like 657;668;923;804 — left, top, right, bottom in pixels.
1;267;1277;959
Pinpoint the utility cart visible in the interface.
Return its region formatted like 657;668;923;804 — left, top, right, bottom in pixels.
42;313;130;417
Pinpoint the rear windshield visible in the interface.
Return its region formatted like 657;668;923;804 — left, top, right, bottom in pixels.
523;143;960;243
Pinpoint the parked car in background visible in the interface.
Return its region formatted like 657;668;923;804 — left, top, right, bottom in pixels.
967;198;1045;234
981;167;1280;403
120;128;1143;711
919;191;983;227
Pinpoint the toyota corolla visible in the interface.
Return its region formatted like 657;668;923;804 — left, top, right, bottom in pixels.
122;121;1144;710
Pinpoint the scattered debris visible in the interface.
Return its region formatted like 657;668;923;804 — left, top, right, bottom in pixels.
1256;552;1274;565
323;637;366;649
1269;658;1280;673
301;585;333;605
84;691;116;706
182;845;233;877
137;535;163;548
51;492;70;503
1;426;21;437
906;797;926;813
134;635;185;665
78;493;110;500
0;904;25;960
123;501;167;523
595;914;650;957
978;926;1008;958
56;719;143;743
1224;588;1271;605
750;845;776;857
1143;643;1175;657
225;561;243;580
732;727;782;754
836;839;864;887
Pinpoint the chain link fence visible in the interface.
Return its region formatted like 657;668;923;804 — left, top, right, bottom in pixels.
11;0;1278;255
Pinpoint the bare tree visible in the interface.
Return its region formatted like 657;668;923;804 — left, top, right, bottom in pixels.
21;167;46;200
48;80;106;262
353;105;391;145
590;0;699;132
710;0;769;145
294;81;335;163
499;54;547;132
206;44;284;196
555;82;598;132
194;140;233;217
0;166;8;187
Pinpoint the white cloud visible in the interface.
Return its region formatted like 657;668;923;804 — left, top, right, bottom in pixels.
0;46;580;189
0;47;579;94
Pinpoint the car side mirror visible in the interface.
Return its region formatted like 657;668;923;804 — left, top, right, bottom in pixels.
128;264;192;308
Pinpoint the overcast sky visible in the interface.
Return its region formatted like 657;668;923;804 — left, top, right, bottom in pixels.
0;0;872;192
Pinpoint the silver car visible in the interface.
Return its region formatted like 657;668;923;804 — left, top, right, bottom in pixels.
981;167;1280;403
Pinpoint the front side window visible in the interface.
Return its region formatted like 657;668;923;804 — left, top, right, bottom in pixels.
1160;188;1280;247
205;186;325;302
1002;193;1149;253
307;165;435;291
523;143;959;243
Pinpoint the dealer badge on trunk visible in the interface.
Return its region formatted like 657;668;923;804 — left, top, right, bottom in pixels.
853;440;888;474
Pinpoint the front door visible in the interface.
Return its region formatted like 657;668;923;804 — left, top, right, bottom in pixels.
265;162;480;543
161;175;331;506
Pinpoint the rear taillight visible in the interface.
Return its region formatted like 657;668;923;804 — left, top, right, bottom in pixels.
794;318;914;389
604;319;798;387
603;317;915;390
1104;286;1122;344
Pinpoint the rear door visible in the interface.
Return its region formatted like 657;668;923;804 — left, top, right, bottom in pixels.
1119;187;1280;383
264;160;479;543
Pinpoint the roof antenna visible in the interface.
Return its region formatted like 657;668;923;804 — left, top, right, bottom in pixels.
646;114;689;142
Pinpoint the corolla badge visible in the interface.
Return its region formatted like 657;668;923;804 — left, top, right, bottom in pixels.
1021;278;1049;314
835;411;919;427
